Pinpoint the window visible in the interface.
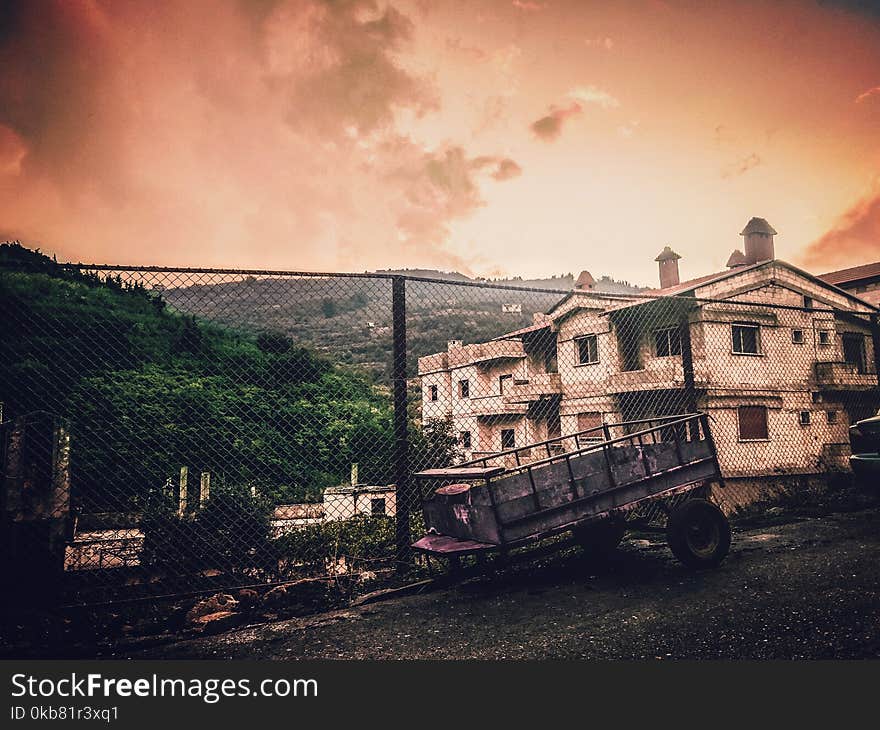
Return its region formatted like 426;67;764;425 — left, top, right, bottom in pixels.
459;431;472;449
458;379;470;398
791;329;804;344
429;384;438;401
826;410;839;425
732;324;760;355
654;327;681;357
818;330;831;346
500;429;516;449
842;333;866;374
803;295;814;310
370;498;386;516
799;411;811;426
577;412;604;441
738;406;769;440
576;334;599;364
499;373;513;394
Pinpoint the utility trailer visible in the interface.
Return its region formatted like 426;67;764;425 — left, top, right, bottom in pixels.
411;413;731;570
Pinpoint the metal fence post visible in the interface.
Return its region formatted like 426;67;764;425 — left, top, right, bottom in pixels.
679;301;698;414
392;276;411;563
871;313;880;388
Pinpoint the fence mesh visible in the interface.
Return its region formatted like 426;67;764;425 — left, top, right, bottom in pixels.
1;242;878;609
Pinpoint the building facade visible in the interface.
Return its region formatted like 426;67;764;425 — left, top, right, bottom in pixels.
418;218;880;483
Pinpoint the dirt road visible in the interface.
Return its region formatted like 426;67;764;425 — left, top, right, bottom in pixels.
127;508;880;660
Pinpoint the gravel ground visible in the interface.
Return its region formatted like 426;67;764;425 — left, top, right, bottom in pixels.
125;508;880;660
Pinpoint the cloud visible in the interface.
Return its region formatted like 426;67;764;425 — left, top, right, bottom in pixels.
855;85;880;103
568;85;619;109
0;0;512;272
584;37;614;50
721;153;762;179
490;158;523;180
817;1;880;19
801;191;880;269
530;103;583;141
472;156;523;180
529;86;618;141
512;1;547;11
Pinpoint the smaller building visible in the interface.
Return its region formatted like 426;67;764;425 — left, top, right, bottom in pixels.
502;303;522;314
323;484;396;522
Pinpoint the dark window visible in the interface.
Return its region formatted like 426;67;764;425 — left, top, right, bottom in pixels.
799;411;811;426
826;410;839;425
818;330;831;346
803;296;814;310
501;429;516;449
459;431;471;448
458;379;470;398
576;334;599;364
842;333;866;374
429;384;438;401
370;498;386;516
499;374;513;394
732;324;760;354
654;327;681;357
791;329;804;344
738;406;769;440
577;412;604;440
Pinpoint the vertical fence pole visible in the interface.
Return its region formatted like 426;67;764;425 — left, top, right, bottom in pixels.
392;276;411;563
199;471;210;507
871;314;880;388
178;466;188;517
679;303;698;415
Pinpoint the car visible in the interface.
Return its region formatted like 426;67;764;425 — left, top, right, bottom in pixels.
849;412;880;484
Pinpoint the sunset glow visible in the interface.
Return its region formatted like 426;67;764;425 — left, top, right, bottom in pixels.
1;0;879;285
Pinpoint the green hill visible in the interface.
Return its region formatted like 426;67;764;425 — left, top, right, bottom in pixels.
0;243;396;513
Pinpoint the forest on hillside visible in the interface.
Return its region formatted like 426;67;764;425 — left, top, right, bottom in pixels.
0;244;452;514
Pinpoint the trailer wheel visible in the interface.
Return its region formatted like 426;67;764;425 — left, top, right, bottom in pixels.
666;498;730;569
573;519;626;560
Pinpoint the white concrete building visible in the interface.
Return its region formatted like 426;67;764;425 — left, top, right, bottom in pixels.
418;218;879;486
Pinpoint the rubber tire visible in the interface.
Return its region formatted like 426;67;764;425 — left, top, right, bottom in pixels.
666;498;731;569
573;519;626;560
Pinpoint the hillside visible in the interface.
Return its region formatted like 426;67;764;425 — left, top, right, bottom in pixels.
160;269;645;379
0;244;398;511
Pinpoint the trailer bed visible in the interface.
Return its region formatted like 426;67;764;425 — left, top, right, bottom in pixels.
411;413;722;558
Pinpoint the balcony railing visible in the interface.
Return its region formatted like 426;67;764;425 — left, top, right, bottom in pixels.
814;361;878;390
502;372;562;403
465;394;529;418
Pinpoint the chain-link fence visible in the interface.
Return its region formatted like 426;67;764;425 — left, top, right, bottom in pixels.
2;242;879;609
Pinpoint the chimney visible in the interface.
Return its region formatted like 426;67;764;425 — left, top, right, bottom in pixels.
574;270;595;290
740;217;776;264
447;339;463;351
655;246;681;289
726;249;748;269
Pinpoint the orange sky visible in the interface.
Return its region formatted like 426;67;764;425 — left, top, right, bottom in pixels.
1;0;879;286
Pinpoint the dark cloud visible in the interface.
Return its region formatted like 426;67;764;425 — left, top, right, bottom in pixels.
817;1;880;18
801;192;880;269
530;103;582;141
0;0;512;272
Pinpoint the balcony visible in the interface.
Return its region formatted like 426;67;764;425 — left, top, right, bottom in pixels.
466;394;529;418
814;361;878;390
607;359;686;394
447;340;526;368
503;372;562;403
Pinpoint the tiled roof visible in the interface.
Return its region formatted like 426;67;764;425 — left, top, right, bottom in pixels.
818;262;880;286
